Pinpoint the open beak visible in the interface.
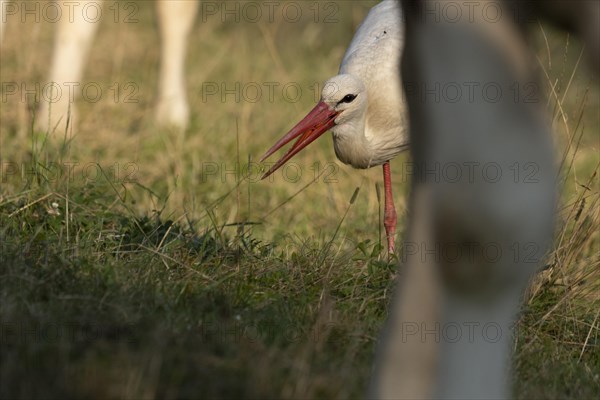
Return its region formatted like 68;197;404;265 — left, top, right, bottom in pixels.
260;101;339;179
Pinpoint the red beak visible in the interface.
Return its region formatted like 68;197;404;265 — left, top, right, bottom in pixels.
260;101;339;179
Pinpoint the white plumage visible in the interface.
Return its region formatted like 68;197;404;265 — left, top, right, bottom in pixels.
335;0;407;168
261;0;407;254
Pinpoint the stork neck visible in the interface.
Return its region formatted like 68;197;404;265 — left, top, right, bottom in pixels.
332;110;367;142
331;111;374;168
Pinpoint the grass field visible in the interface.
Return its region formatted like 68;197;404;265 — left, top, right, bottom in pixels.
1;1;598;398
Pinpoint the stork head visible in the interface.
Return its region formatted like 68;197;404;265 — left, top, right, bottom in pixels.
322;74;367;129
260;74;367;179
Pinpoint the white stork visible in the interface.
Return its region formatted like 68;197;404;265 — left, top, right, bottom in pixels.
260;0;406;255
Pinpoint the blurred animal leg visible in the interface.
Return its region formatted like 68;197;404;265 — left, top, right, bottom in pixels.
155;0;199;130
369;184;440;399
37;0;103;132
369;1;558;398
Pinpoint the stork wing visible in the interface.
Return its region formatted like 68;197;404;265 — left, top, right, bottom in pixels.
340;0;403;78
340;0;407;161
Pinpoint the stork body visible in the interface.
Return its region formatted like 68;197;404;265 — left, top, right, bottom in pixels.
335;0;407;168
261;0;407;254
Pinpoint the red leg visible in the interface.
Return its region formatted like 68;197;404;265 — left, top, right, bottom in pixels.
382;161;397;255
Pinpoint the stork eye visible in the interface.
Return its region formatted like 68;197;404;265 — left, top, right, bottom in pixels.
338;94;357;104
